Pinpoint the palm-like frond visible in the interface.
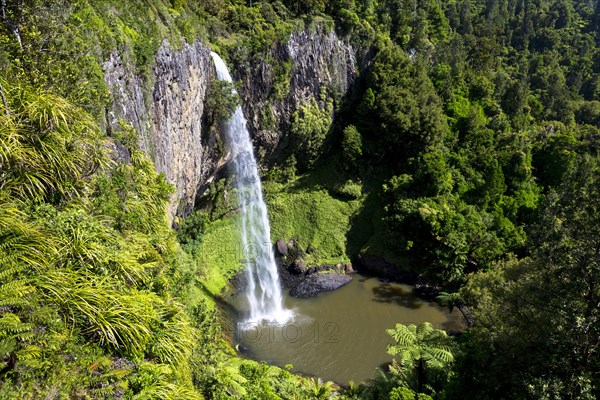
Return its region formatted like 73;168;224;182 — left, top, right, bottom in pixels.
214;362;248;398
305;377;335;399
386;322;455;389
387;322;454;365
0;313;35;371
387;323;417;346
38;271;158;358
149;300;197;369
0;79;108;203
436;291;463;312
0;81;201;396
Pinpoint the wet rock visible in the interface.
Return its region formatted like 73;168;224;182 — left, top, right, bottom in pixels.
344;262;355;274
236;24;356;166
276;239;288;256
228;271;247;294
104;26;358;223
105;137;131;164
307;266;319;275
289;273;352;298
291;260;308;274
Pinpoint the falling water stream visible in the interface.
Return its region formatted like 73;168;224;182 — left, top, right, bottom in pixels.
210;52;292;324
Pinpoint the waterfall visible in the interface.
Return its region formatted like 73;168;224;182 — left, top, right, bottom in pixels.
210;52;292;324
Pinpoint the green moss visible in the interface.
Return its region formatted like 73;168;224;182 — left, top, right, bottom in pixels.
264;180;361;266
195;215;245;296
193;169;371;277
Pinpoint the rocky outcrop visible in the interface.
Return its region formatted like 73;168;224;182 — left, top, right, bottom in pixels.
235;25;356;164
104;40;217;221
276;239;288;256
276;238;354;297
289;273;352;298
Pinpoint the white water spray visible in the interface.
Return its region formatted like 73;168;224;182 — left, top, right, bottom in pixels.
210;52;292;324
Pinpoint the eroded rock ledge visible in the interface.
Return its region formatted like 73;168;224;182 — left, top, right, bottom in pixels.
275;238;355;298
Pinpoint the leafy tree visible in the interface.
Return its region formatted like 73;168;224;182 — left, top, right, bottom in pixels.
341;124;362;166
177;210;210;245
290;95;333;170
457;155;600;399
207;79;240;127
358;42;447;168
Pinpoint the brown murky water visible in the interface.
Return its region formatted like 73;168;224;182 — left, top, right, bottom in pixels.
229;275;464;384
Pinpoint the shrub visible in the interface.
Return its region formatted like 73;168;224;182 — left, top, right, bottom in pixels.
342;124;363;166
289;96;333;170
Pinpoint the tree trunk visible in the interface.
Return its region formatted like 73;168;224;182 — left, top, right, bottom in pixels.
0;81;9;116
1;0;23;51
417;358;425;394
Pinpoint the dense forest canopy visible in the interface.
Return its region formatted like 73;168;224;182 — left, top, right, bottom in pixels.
0;0;599;399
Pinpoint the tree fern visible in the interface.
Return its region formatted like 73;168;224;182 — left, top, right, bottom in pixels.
386;322;455;394
0;79;203;396
0;201;49;375
0;313;34;374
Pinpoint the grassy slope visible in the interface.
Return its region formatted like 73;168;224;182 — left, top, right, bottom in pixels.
193;183;360;297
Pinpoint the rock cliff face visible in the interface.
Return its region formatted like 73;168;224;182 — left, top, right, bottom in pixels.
235;25;356;165
104;40;216;220
103;27;355;221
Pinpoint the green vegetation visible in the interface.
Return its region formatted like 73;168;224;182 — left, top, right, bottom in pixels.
266;179;361;265
341;125;363;168
386;322;454;395
290;95;335;171
206;79;240;128
359;322;454;400
2;0;599;398
194;215;243;296
0;78;351;399
0;79;198;398
455;156;600;399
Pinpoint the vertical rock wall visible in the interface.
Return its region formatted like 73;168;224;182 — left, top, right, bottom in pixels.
103;27;356;222
236;25;356;165
104;40;216;220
